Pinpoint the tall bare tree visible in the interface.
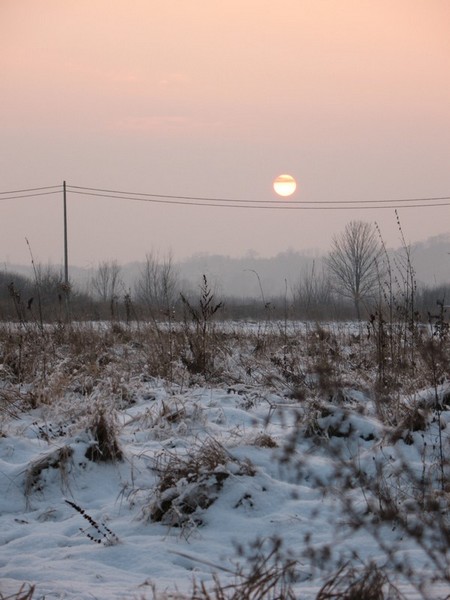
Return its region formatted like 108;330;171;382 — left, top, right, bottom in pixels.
326;221;383;320
135;251;178;318
91;260;123;305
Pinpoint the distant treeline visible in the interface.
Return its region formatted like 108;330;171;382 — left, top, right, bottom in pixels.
0;264;448;323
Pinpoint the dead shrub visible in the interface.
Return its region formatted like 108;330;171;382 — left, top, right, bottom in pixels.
252;432;278;448
25;445;73;496
388;405;429;445
180;275;223;378
0;387;23;420
147;438;255;527
85;409;123;463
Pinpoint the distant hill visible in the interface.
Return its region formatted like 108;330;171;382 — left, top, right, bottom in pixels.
176;250;322;298
407;233;450;287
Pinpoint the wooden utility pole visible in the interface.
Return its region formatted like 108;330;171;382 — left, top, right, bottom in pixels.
63;181;68;286
63;180;70;320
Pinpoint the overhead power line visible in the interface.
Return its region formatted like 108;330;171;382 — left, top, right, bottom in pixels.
0;182;449;210
67;184;450;207
0;190;62;201
0;185;61;195
67;186;450;210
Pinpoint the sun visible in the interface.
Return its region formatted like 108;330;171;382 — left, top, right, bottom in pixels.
273;174;297;197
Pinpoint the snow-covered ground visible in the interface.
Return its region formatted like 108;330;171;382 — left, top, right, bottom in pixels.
0;321;449;599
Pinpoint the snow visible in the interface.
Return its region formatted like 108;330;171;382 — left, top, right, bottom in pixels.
0;322;449;599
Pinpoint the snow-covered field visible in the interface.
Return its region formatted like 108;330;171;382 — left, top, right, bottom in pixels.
0;321;449;599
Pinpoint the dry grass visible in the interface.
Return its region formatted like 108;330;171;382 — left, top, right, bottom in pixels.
0;387;24;421
316;562;405;600
85;409;123;463
0;585;35;600
251;432;278;448
149;537;297;600
147;438;255;527
24;445;73;497
0;317;446;419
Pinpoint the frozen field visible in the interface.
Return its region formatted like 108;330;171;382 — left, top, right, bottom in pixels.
0;320;449;599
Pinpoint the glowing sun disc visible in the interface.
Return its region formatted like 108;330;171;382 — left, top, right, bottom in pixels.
273;174;297;197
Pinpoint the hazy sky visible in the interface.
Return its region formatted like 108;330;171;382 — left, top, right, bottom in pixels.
1;0;450;267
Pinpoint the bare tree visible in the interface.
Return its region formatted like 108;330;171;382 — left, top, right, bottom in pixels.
135;251;178;318
91;260;123;310
293;260;332;319
326;221;383;320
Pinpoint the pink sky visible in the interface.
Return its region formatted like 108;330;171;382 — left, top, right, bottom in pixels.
1;0;449;266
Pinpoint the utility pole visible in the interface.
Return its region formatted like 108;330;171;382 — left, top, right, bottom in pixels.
63;181;68;285
63;181;70;320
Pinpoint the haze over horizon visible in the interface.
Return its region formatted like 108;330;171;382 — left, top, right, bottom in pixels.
5;232;449;300
1;1;449;268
